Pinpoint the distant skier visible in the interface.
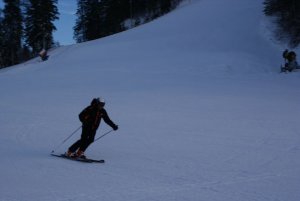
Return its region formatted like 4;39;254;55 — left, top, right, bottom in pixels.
39;49;48;61
282;49;300;72
66;98;118;158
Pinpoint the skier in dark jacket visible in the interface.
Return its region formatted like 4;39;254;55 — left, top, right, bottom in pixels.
66;97;118;158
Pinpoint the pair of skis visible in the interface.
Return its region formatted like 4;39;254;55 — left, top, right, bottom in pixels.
51;153;105;163
51;129;115;164
50;129;115;164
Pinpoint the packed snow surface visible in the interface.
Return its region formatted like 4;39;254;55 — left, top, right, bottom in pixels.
1;0;300;201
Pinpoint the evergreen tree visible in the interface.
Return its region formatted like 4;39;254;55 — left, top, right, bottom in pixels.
264;0;300;47
2;0;23;66
74;0;110;42
84;0;103;40
0;9;4;67
24;0;59;54
102;0;129;36
160;0;173;14
74;0;89;43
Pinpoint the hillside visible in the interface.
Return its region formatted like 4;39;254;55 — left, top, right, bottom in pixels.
0;0;300;201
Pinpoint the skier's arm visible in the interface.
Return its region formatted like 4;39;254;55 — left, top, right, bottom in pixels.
102;109;118;130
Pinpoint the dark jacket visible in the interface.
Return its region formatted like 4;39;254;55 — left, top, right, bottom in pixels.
79;106;116;130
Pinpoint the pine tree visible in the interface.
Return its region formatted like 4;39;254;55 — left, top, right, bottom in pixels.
74;0;88;43
84;0;104;40
24;0;59;54
102;0;129;36
2;0;23;66
264;0;300;47
74;0;110;42
0;9;5;67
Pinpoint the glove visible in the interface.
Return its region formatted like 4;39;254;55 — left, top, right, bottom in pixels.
112;125;118;131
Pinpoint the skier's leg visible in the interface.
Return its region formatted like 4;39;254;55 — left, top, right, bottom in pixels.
68;139;82;153
78;130;96;153
67;125;89;153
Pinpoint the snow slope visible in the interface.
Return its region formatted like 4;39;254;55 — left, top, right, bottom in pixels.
1;0;300;201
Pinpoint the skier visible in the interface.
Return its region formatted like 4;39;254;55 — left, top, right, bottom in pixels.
282;49;300;72
39;49;48;61
66;97;118;158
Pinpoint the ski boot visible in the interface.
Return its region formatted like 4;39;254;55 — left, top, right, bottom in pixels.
75;150;86;159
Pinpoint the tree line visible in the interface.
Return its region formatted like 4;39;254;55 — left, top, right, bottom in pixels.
74;0;183;43
264;0;300;48
0;0;58;68
0;0;183;68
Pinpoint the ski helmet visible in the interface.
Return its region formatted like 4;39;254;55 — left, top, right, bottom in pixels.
91;97;105;107
98;97;105;106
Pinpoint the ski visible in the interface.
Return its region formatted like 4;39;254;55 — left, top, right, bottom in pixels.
51;153;105;163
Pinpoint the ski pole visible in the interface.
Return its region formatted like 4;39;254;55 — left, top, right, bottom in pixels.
51;125;82;153
94;129;114;142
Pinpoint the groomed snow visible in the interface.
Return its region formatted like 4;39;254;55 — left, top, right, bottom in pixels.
0;0;300;201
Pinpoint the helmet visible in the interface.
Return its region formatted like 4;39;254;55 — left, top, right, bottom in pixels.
91;97;105;107
98;97;105;104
